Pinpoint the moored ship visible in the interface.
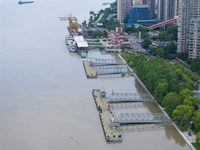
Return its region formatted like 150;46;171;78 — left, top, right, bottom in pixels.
69;41;77;52
18;1;34;4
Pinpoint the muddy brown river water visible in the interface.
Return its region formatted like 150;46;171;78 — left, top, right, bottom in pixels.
0;0;191;149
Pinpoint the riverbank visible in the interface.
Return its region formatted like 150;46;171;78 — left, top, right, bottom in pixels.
117;53;196;150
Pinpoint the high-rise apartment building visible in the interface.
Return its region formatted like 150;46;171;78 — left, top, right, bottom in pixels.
188;0;200;58
189;19;200;58
177;0;200;58
147;0;156;17
157;0;176;21
117;0;131;23
174;0;179;16
132;0;142;4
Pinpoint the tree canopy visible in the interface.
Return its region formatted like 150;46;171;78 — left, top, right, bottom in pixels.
192;110;200;129
172;105;193;129
141;38;152;49
162;92;181;117
92;30;103;38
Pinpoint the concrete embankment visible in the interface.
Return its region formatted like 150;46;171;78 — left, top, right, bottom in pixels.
117;53;196;150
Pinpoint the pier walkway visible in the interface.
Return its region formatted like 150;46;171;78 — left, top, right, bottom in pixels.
95;65;128;75
117;113;170;124
108;93;153;103
93;59;124;66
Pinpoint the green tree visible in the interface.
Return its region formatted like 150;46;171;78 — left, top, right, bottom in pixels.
154;82;168;104
120;45;126;51
179;89;194;103
89;11;95;15
162;92;181;117
192;110;200;129
129;61;135;68
175;69;184;81
82;20;87;27
92;30;103;38
141;38;152;49
166;25;178;41
191;58;200;73
183;96;198;109
172;105;193;129
99;46;104;50
196;132;200;143
103;31;107;37
190;73;200;82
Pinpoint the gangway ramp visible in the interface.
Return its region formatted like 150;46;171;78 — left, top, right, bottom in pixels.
108;93;153;103
93;59;124;66
117;113;170;124
95;65;128;75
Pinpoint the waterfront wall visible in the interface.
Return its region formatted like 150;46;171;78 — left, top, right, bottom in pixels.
117;54;196;150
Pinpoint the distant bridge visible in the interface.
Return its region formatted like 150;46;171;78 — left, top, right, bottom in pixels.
147;18;177;30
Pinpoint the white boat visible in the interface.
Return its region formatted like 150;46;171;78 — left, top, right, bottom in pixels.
65;36;74;45
69;41;77;52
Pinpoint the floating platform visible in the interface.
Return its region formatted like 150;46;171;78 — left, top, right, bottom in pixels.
92;89;122;142
83;61;97;78
83;60;128;78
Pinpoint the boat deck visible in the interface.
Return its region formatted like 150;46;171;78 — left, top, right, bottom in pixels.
83;61;97;78
92;89;122;141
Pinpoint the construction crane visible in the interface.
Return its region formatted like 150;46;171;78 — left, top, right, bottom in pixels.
59;14;80;34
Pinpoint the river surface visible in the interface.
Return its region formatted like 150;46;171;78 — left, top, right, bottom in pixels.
0;0;191;150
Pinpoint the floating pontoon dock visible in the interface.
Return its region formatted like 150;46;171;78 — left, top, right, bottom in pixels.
83;59;128;78
92;89;170;142
92;89;122;141
83;61;97;78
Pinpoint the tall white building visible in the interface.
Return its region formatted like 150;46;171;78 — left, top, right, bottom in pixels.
177;0;200;58
189;19;200;58
117;0;131;23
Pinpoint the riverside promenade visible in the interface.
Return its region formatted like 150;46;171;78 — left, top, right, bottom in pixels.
117;54;196;150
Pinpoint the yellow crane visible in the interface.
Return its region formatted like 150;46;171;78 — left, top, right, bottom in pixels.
59;14;80;33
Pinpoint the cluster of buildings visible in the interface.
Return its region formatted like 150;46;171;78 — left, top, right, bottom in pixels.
117;0;200;59
117;0;156;25
117;0;179;24
108;25;133;48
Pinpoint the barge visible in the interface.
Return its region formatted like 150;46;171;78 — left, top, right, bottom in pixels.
18;1;34;4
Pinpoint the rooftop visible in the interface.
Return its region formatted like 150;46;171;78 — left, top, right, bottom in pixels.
73;36;84;42
76;41;88;48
